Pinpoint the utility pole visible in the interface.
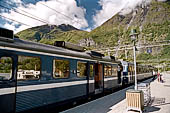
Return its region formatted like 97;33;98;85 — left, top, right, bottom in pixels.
125;46;128;59
130;28;138;90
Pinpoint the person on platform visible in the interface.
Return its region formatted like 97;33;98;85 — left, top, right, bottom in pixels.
160;73;163;83
117;65;122;84
157;72;160;82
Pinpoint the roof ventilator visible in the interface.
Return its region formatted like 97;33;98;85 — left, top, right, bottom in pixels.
54;41;86;52
86;51;104;58
0;27;14;42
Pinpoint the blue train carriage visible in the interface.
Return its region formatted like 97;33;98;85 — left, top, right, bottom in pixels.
136;64;153;81
152;66;158;76
121;61;136;85
0;28;120;113
120;61;154;85
145;65;154;78
102;56;122;92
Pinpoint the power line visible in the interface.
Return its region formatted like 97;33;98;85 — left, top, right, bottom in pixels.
0;4;84;39
0;1;50;24
95;41;170;53
1;0;87;39
0;4;47;24
20;0;87;39
2;0;82;26
0;13;85;42
22;0;78;23
33;0;78;23
33;0;89;39
0;14;32;27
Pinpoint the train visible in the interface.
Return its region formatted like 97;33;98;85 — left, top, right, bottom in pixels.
0;28;155;113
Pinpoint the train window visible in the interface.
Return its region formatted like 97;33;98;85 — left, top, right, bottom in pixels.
53;59;69;78
0;57;13;80
77;61;87;77
104;65;112;76
90;64;94;77
17;56;41;80
104;66;106;76
111;65;117;77
128;66;131;72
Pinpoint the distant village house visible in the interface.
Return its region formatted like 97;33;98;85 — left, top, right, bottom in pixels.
79;38;96;47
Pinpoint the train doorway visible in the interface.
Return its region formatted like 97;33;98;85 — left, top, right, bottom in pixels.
0;52;17;113
94;63;103;94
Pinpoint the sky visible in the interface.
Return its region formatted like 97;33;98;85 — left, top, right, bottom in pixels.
0;0;153;33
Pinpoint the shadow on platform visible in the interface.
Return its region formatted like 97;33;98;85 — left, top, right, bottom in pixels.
151;97;165;105
144;106;160;113
144;97;170;113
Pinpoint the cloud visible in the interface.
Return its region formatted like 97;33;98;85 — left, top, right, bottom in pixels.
84;28;92;32
11;0;22;4
1;0;88;33
93;0;151;28
4;23;16;31
119;0;151;15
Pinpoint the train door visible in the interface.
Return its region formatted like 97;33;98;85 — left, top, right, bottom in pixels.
122;64;128;85
117;65;122;84
0;53;17;113
88;63;95;95
94;63;103;94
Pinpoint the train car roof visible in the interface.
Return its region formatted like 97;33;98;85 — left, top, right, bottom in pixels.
0;37;119;64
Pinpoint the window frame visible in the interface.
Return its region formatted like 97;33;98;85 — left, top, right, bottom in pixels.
89;63;94;78
0;56;13;81
52;58;70;79
111;65;118;77
104;64;118;77
77;61;87;78
17;55;42;81
104;64;112;77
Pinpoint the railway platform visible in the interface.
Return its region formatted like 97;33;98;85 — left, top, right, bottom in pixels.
61;72;170;113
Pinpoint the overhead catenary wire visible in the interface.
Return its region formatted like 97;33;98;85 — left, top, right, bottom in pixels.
0;1;50;25
33;0;78;23
20;0;87;38
0;14;32;27
21;0;79;24
0;4;48;24
95;42;170;54
1;0;87;39
0;13;85;41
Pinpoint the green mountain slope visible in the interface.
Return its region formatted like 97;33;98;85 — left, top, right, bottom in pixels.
16;0;170;65
16;24;88;44
89;0;170;46
88;0;170;64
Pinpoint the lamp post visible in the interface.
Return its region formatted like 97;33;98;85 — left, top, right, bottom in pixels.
130;29;138;90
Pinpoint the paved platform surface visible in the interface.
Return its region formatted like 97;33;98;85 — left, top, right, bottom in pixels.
61;72;170;113
108;72;170;113
61;75;161;113
144;72;170;113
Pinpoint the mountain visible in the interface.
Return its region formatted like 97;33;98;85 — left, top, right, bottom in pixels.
88;0;170;64
16;24;88;45
89;0;170;46
16;0;170;67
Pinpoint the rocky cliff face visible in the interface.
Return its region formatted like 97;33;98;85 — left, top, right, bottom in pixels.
90;0;169;45
88;0;170;61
